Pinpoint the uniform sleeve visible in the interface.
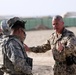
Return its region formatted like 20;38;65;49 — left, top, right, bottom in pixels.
6;40;32;74
29;40;51;53
64;36;76;56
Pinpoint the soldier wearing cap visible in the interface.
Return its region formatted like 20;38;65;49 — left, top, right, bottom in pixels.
30;15;76;75
1;17;33;75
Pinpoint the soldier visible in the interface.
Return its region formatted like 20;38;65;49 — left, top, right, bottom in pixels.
0;20;11;75
30;15;76;75
0;22;4;75
1;17;33;75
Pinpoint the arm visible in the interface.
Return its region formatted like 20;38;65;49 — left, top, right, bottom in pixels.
64;36;76;56
29;40;51;53
24;43;30;51
58;35;76;56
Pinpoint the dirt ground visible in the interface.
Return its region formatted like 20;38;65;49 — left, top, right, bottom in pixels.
25;27;76;75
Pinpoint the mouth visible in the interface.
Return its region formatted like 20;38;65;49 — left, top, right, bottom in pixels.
54;27;58;30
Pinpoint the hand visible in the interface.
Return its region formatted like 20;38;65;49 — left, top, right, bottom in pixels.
24;44;30;51
58;41;64;52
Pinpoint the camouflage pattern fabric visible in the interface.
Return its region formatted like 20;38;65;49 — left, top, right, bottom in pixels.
2;35;32;75
30;40;51;53
0;34;5;75
30;28;76;75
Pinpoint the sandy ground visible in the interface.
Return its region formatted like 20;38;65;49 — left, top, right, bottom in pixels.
24;27;76;75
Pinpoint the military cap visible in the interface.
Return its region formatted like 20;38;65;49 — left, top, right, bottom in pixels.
7;17;26;29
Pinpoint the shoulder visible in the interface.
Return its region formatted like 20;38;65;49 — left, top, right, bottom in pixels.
48;32;56;43
50;32;56;39
4;36;20;47
63;29;75;37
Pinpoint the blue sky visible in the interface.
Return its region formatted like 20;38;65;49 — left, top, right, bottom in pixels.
0;0;76;17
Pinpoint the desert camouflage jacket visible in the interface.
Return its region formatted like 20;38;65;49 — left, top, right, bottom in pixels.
30;28;76;62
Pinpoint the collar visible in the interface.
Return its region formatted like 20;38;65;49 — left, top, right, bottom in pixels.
54;28;67;38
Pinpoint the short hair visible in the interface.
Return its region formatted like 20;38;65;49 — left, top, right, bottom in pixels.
52;15;63;22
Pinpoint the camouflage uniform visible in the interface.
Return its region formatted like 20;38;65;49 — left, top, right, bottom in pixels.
0;19;11;75
30;28;76;75
0;33;4;75
2;35;33;75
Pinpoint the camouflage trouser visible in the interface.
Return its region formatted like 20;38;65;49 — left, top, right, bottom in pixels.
53;62;76;75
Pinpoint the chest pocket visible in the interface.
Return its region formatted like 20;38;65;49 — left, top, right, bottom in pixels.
52;36;68;49
60;37;68;45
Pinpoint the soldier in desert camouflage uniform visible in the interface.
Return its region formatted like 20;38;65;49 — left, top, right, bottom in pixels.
30;15;76;75
1;17;33;75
